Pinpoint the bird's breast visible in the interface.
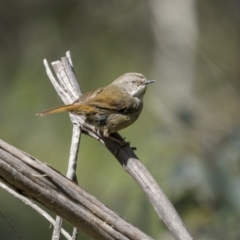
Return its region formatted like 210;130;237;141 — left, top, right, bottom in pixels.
93;101;143;134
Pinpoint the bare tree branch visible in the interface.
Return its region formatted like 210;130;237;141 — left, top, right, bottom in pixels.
0;51;193;240
41;51;193;240
0;139;152;240
47;53;81;240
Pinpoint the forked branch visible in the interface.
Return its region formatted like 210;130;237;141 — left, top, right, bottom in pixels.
0;51;193;240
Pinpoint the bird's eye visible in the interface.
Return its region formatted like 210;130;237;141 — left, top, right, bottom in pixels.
131;81;136;84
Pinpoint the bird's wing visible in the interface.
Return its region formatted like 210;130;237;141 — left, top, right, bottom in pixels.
85;85;139;114
74;88;104;103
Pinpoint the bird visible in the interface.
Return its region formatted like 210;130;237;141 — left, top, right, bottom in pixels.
37;72;154;144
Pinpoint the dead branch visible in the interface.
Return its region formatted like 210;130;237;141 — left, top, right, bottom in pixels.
0;51;193;240
43;52;192;240
0;139;152;240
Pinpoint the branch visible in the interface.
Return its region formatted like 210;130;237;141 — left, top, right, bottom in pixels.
0;139;152;240
48;53;81;240
0;51;193;240
41;51;193;240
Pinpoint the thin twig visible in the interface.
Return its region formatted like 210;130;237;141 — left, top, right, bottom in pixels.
0;180;72;240
64;123;82;239
0;209;23;240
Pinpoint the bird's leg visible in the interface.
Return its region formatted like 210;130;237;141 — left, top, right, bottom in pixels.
108;135;128;146
103;130;130;154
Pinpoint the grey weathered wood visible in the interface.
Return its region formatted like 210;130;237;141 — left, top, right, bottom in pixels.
0;51;193;240
0;139;153;240
42;52;193;240
46;54;82;240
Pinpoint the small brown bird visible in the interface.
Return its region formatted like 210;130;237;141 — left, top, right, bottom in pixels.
38;72;154;144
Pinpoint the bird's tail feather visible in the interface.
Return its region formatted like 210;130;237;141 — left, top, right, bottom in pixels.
37;104;81;117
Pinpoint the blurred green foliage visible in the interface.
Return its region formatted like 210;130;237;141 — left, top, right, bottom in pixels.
1;0;240;239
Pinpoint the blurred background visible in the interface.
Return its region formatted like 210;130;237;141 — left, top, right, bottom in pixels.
1;0;240;239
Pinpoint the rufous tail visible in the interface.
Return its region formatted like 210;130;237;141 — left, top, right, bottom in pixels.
37;104;81;117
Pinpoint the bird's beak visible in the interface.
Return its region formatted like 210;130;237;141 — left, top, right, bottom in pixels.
144;80;155;85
